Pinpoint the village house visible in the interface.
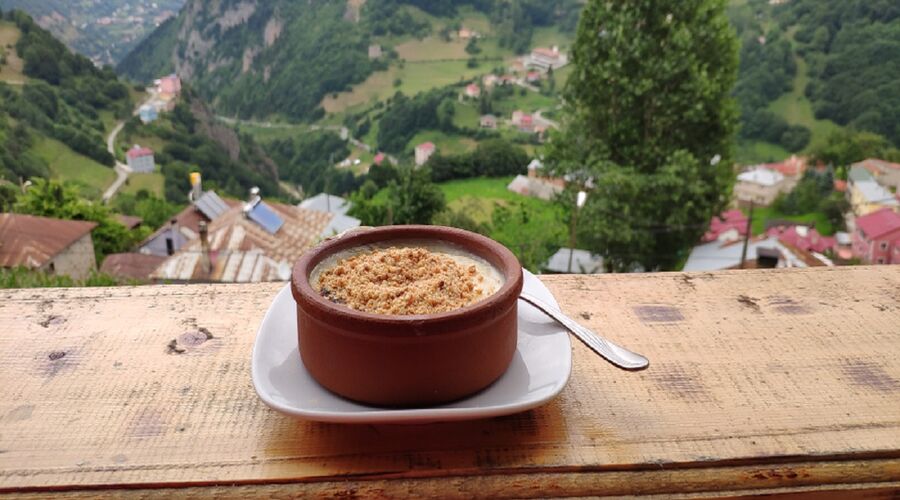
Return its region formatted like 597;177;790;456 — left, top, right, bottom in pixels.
100;253;166;282
758;155;807;191
851;208;900;265
157;74;181;97
507;159;566;201
703;210;749;243
126;145;155;173
373;152;386;166
415;142;436;166
0;214;97;280
766;225;835;256
464;83;481;99
518;114;535;133
139;104;158;124
150;191;335;283
733;167;789;207
852;158;900;192
139;175;239;257
684;236;824;271
368;44;382;59
458;27;479;40
847;165;899;216
526;46;568;72
525;71;541;83
479;114;497;129
482;74;499;88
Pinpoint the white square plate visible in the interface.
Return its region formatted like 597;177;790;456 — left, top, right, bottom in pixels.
251;269;572;424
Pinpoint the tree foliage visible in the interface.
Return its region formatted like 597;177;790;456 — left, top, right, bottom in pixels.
13;179;142;263
549;0;739;271
265;130;359;196
779;0;900;146
429;139;528;182
349;165;446;226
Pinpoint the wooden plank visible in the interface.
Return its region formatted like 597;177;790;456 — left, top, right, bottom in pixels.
0;267;898;496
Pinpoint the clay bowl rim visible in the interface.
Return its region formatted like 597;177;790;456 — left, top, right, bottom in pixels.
291;225;523;336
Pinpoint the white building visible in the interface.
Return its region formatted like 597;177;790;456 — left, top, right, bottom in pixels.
734;168;787;206
126;146;155;173
415;142;436;166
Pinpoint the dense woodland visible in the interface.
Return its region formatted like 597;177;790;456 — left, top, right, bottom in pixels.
781;0;900;147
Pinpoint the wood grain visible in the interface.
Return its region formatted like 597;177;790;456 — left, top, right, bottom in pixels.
0;266;898;497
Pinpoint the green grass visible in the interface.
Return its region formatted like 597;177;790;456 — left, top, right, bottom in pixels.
452;101;481;128
491;90;558;116
748;206;835;236
439;176;553;223
532;26;575;52
735;140;791;165
33;137;115;198
767;55;841;153
396;37;469;61
121;172;165;198
457;7;493;35
0;21;26;84
409;129;477;156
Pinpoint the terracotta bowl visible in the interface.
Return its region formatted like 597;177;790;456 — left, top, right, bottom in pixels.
291;225;524;407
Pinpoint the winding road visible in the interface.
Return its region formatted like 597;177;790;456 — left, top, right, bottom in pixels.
101;92;157;203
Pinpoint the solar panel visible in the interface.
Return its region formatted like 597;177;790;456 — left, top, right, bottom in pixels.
247;201;284;234
194;191;230;220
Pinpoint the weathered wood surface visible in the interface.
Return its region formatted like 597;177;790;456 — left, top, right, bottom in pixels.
0;266;898;498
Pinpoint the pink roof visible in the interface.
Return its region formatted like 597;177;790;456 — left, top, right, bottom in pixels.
856;208;900;239
159;74;181;94
526;71;540;79
532;47;558;58
373;152;385;165
416;142;435;152
520;115;533;125
702;210;748;242
127;146;153;159
766;226;835;254
466;83;479;92
834;180;847;192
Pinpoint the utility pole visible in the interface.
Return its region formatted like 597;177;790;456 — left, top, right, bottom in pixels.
739;201;755;269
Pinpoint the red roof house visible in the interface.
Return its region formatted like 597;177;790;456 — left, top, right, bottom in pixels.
760;155;806;178
126;146;153;160
464;83;480;98
703;210;748;243
766;225;835;255
852;208;900;264
373;152;385;166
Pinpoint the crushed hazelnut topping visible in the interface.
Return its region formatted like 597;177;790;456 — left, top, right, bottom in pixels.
317;247;489;315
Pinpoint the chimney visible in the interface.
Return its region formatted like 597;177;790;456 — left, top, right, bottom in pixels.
165;218;178;256
199;221;211;276
189;172;202;202
243;186;261;215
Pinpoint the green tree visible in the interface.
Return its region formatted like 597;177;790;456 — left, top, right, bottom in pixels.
348;165;446;226
548;0;739;271
14;178;137;263
812;130;900;172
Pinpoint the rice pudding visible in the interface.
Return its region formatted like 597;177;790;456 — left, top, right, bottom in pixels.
311;241;504;315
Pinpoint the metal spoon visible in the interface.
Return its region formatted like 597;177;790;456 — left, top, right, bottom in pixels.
519;293;650;371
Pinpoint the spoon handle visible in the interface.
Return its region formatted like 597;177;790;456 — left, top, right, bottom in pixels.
518;293;650;371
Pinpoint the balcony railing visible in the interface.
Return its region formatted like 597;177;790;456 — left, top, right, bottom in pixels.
1;266;898;498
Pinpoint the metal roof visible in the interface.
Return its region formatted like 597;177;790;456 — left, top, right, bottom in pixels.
299;193;352;215
319;213;361;238
247;201;285;234
194;190;230;221
0;214;97;269
683;236;808;271
544;248;603;274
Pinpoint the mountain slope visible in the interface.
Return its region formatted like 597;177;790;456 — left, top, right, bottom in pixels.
119;0;379;122
0;10;284;202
